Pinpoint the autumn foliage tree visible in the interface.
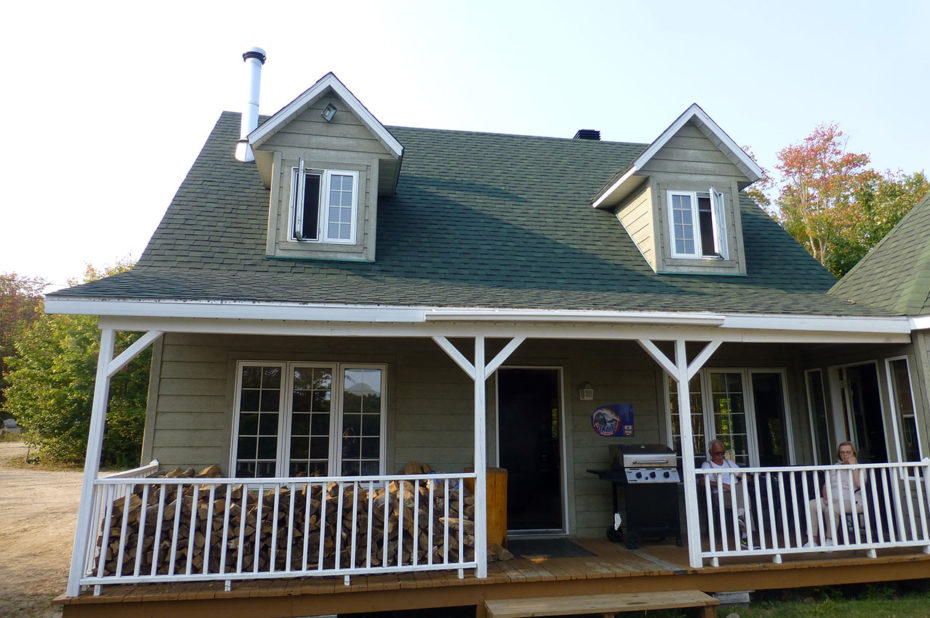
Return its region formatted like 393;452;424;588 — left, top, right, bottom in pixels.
1;262;149;465
0;273;47;409
770;124;928;277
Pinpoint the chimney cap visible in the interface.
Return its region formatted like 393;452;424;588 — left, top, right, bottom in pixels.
243;46;267;64
573;129;600;141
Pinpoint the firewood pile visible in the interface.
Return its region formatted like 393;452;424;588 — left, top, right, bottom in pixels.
97;463;476;577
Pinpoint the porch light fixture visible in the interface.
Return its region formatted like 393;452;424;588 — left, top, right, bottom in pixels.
321;103;337;122
579;382;594;401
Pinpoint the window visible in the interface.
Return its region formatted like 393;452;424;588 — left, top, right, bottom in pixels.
805;369;832;464
667;188;728;259
290;161;359;244
887;358;921;461
232;361;385;478
666;368;790;467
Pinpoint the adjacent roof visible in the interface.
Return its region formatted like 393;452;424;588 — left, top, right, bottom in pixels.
51;112;878;316
830;192;930;315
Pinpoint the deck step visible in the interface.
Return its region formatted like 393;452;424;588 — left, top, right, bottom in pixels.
484;589;719;618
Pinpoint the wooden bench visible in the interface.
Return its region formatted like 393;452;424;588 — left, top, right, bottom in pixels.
484;589;719;618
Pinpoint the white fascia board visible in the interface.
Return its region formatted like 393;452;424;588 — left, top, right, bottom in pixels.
425;308;725;326
911;315;930;331
249;72;403;157
721;313;911;335
591;103;763;209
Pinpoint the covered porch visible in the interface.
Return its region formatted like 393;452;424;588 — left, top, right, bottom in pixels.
58;304;922;603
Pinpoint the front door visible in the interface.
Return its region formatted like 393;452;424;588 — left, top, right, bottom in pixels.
497;368;563;532
839;363;887;463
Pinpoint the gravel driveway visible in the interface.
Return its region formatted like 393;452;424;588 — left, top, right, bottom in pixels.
0;442;82;617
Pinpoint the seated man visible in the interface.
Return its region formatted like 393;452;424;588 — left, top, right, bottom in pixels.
701;440;750;547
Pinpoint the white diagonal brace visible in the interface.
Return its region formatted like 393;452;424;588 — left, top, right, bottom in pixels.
107;331;163;378
686;339;723;381
432;336;475;380
637;339;678;378
484;337;525;377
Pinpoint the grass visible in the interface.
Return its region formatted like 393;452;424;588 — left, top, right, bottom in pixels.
637;581;930;617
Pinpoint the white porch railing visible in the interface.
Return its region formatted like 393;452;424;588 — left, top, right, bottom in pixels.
77;472;476;591
697;460;930;566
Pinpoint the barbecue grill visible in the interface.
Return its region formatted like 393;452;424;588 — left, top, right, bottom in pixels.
588;444;682;549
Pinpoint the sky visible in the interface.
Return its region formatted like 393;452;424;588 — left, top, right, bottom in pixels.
3;0;930;290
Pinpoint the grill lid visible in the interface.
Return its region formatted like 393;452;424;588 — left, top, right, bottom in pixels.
610;444;676;469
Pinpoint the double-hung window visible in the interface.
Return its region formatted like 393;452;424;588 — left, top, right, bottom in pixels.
291;160;359;244
232;361;386;478
667;188;728;259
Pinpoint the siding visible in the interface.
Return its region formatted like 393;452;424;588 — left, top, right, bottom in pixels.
144;335;818;538
640;121;744;180
615;183;655;270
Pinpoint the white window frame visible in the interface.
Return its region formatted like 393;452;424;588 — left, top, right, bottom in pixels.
289;162;359;245
884;355;922;462
805;368;834;464
664;367;790;467
230;360;387;477
666;188;728;260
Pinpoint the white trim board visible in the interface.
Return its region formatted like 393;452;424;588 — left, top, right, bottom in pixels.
592;103;763;210
249;72;403;158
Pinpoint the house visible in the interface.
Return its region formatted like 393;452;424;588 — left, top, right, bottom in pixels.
49;50;930;616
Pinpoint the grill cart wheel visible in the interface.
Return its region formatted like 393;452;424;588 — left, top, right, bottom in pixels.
624;531;642;550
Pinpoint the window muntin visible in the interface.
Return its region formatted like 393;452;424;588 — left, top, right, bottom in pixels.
290;162;359;244
232;361;385;478
667;188;728;259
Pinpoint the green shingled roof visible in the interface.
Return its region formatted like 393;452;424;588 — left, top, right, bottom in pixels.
830;192;930;315
51;112;883;316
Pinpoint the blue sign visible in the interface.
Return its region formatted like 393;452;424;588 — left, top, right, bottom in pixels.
591;404;634;437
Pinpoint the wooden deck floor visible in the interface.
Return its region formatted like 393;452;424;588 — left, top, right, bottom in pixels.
59;538;930;617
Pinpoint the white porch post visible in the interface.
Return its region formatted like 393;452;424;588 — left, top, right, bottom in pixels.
432;335;524;579
66;327;116;597
638;338;721;569
473;335;488;577
673;339;702;568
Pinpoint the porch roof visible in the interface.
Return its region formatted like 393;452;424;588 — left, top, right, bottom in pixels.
50;113;887;317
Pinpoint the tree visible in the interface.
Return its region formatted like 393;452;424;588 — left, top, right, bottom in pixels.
0;273;47;409
1;262;149;466
768;124;928;277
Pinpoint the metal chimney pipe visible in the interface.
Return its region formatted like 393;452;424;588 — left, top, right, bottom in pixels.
234;46;267;162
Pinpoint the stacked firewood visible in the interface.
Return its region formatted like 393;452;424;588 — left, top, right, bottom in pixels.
97;464;476;577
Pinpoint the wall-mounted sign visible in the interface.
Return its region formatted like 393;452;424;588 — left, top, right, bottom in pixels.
591;404;634;437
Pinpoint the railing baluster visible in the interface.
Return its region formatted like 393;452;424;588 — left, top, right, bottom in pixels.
882;467;898;543
151;483;167;576
902;467;918;541
749;471;762;550
134;484;149;577
427;478;435;566
789;471;801;548
335;481;344;570
443;479;450;565
397;480;405;566
718;475;730;552
270;484;280;573
302;482;311;572
185;484;199;574
702;472;716;555
253;483;264;573
86;485;104;579
236;484;248;575
204;485;216;574
383;478;390;567
115;487;132;577
350;480;359;570
219;482;232;575
168;484;183;576
96;485;115;581
286;483;296;572
457;480;463;565
366;480;374;569
861;469;875;545
765;472;777;551
318;483;327;570
776;471;789;551
413;478;420;566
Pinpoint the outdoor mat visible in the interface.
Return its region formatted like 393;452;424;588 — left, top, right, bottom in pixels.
506;538;596;559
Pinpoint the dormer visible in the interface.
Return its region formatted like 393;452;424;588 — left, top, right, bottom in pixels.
248;73;403;262
592;104;763;275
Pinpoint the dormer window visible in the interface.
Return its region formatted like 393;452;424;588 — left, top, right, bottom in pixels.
668;188;728;260
290;160;359;244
